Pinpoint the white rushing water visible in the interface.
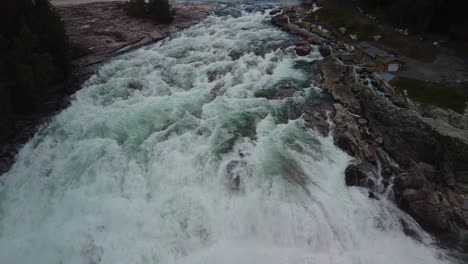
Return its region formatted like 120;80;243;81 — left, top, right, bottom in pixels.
0;5;453;264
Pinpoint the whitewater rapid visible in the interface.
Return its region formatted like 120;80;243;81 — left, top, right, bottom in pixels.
0;5;453;264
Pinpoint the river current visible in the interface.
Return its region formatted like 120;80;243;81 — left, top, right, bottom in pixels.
0;4;454;264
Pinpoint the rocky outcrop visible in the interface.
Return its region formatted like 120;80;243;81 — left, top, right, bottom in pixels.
294;37;468;235
294;41;312;56
317;55;468;235
303;98;334;136
57;1;217;70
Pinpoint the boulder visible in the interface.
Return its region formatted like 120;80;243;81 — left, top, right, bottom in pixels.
318;45;331;57
345;164;368;187
271;14;289;28
226;160;245;191
322;57;361;112
303;98;335;136
333;104;360;155
294;41;312;56
269;8;282;16
401;188;429;201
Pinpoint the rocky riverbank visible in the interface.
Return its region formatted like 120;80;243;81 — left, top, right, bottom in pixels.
59;1;217;83
0;1;216;175
271;5;468;251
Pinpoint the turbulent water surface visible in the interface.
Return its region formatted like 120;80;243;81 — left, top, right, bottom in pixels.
0;4;455;264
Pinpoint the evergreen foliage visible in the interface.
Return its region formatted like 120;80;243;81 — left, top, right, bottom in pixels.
126;0;175;24
0;0;71;113
357;0;468;41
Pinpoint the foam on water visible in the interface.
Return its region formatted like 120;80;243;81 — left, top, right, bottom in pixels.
0;6;453;264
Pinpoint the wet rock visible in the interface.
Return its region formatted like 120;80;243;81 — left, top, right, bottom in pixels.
358;118;368;126
294;41;312;56
271;14;289;27
272;5;468;239
318;45;331;57
395;172;427;190
354;83;468;232
303;98;335;136
408;199;457;232
269;8;282;16
322;57;360;112
128;81;143;90
208;81;225;101
226;160;243;191
345;165;367;187
368;191;380;200
401;188;429;201
374;137;383;145
400;218;424;242
355;84;467;171
447;190;464;208
333;104;360;155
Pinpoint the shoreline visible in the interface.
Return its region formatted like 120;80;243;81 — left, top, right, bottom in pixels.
272;4;468;251
0;1;216;174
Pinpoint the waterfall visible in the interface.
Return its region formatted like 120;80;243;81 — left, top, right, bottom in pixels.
0;5;452;264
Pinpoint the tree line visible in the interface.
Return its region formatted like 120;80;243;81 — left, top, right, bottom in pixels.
0;0;71;115
357;0;468;41
0;0;174;141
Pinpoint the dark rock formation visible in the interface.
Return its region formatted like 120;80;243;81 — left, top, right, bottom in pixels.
318;45;332;57
303;54;468;235
303;98;335;136
57;1;217;69
271;2;468;248
294;41;312;56
345;164;368;187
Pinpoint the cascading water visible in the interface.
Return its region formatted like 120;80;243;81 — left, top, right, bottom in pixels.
0;5;455;264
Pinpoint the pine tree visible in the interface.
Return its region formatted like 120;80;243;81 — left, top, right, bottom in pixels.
126;0;175;24
148;0;174;24
0;0;70;113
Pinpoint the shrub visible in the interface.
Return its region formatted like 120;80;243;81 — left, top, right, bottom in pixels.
148;0;174;24
126;0;146;18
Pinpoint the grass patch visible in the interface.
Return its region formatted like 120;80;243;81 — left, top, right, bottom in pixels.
378;33;434;62
314;8;379;40
391;77;468;113
313;5;435;62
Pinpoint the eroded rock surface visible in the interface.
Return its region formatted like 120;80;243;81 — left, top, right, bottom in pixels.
319;55;468;236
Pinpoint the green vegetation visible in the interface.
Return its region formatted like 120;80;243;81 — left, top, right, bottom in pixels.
357;0;468;43
314;8;379;40
312;4;434;62
0;0;71;114
126;0;175;24
391;77;468;113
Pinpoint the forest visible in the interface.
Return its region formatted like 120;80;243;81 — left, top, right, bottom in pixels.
0;0;70;140
357;0;468;41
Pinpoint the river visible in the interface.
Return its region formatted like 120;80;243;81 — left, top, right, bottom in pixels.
0;3;455;264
